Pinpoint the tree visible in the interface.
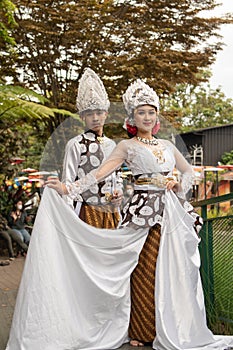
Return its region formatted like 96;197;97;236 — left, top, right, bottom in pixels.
0;0;16;45
8;0;233;111
0;5;84;182
162;80;233;131
0;84;82;181
0;0;18;79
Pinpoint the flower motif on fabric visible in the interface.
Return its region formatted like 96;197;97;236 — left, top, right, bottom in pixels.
80;143;87;153
100;196;109;204
90;155;100;167
153;214;163;225
84;132;97;141
86;196;98;204
89;143;99;153
148;217;157;227
148;215;162;227
89;185;99;194
77;168;85;178
131;194;139;203
80;155;87;166
137;198;145;208
153;197;160;212
101;183;112;193
122;203;130;213
129;205;138;215
132;216;146;226
139;205;153;216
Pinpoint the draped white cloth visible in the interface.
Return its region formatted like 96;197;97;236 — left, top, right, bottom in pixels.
6;188;233;350
154;191;233;350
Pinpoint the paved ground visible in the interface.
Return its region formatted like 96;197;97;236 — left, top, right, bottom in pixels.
0;256;25;350
0;256;152;350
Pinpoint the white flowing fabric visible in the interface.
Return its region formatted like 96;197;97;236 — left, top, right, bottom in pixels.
6;188;148;350
6;188;233;350
154;191;233;350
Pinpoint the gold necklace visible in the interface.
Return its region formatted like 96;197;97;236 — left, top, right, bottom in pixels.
97;136;105;144
136;136;158;146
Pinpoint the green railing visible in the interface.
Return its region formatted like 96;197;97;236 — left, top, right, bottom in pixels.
192;193;233;334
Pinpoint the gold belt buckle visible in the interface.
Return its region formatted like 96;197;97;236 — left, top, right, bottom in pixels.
135;178;150;185
151;176;166;187
105;192;113;202
135;175;166;187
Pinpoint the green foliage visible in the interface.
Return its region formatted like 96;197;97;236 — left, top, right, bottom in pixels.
220;150;233;165
4;0;233;111
0;0;17;45
207;206;233;218
0;84;54;121
0;0;18;79
0;84;81;181
163;82;233;131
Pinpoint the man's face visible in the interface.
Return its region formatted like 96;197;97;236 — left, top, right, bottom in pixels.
82;109;107;134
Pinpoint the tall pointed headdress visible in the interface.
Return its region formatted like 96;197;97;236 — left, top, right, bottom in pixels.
122;79;159;116
76;68;110;114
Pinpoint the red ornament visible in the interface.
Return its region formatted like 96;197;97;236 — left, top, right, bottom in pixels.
126;120;137;136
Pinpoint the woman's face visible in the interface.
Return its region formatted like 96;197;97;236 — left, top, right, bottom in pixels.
133;105;158;133
16;201;23;210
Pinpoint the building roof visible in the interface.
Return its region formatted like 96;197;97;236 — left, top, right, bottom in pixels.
180;123;233;135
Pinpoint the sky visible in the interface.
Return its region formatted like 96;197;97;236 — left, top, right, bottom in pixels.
208;1;233;99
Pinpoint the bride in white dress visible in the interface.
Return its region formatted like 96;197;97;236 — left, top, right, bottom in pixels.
6;79;233;350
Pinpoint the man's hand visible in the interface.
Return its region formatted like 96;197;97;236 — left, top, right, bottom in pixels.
111;189;123;206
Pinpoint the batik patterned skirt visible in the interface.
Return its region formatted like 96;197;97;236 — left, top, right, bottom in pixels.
79;203;120;229
121;188;202;343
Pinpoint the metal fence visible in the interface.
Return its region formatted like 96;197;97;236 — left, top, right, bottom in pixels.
193;193;233;334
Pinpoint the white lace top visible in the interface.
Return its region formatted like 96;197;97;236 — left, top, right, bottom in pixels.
66;137;194;200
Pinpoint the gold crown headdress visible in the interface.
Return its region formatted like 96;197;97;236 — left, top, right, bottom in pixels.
76;68;110;114
122;79;159;116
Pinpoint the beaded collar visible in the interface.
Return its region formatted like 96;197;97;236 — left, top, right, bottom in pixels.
136;136;158;146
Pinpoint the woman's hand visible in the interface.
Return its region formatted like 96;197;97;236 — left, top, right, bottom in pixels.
45;178;68;195
166;179;180;192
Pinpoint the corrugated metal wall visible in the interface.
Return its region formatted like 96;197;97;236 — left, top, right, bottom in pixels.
203;125;233;165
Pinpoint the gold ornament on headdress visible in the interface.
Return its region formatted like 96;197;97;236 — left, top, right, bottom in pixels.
122;79;160;116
